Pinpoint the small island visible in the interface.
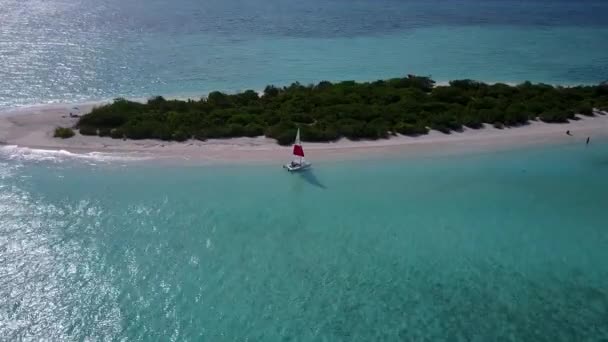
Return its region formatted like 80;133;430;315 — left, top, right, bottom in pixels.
73;76;608;145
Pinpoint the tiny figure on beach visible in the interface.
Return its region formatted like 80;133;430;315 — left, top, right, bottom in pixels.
586;137;590;145
566;130;572;136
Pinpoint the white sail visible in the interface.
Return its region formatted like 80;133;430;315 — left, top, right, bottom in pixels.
294;128;301;145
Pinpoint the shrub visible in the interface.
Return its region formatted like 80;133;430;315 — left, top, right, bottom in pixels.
172;130;189;142
449;79;486;90
275;131;297;145
595;83;608;96
194;130;207;141
577;103;593;116
98;128;112;137
263;85;280;98
243;124;264;137
461;116;483;129
79;126;98;136
395;123;429;136
73;76;608;144
54;127;75;139
504;104;529;126
153;126;173;141
202;126;231;139
539;109;573;123
493;122;504;129
336;120;366;140
110;128;124;139
265;122;296;142
432;125;452;134
291;113;314;124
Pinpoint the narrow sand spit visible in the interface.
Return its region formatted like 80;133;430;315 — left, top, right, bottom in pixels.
1;103;607;163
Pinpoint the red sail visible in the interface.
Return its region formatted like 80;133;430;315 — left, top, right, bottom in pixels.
293;144;304;157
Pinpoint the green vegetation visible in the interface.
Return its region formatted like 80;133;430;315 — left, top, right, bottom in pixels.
76;76;608;145
78;126;97;136
53;127;75;139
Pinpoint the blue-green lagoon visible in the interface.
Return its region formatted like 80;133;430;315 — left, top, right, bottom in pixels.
1;141;607;340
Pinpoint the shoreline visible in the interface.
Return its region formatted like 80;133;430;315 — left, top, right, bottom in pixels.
1;102;608;164
0;79;600;115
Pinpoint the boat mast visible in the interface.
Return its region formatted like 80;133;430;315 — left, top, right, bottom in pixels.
295;128;303;164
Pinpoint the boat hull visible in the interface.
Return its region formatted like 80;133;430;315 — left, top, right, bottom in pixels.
283;162;312;172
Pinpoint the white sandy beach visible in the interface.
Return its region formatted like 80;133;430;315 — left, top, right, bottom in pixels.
1;103;608;163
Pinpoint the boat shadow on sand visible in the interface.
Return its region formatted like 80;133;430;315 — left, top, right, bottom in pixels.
296;169;327;189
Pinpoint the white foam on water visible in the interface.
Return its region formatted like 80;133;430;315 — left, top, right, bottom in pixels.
0;145;152;163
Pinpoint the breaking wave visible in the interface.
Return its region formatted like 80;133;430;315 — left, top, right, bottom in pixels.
0;145;152;163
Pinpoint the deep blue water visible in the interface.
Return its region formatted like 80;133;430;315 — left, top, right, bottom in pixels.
1;0;608;108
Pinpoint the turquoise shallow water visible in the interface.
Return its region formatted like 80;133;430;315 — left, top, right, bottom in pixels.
2;0;608;108
1;142;608;340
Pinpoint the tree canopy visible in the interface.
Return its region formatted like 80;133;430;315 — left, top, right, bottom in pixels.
76;76;608;145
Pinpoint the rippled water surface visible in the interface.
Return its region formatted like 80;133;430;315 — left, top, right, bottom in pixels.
1;142;608;340
2;0;608;339
1;0;608;108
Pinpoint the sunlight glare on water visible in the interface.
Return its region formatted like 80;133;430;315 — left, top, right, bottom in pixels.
1;142;608;340
1;0;608;108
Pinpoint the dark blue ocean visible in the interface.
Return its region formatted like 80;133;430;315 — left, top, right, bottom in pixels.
1;0;608;108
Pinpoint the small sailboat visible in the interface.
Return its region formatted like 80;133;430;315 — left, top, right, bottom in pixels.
283;128;311;172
